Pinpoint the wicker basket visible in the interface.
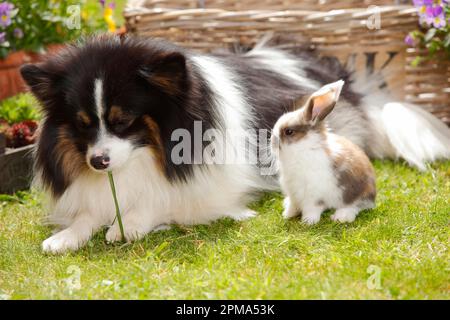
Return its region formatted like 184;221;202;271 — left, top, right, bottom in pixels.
125;0;450;125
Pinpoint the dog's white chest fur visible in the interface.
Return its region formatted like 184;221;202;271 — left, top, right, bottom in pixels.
51;148;259;227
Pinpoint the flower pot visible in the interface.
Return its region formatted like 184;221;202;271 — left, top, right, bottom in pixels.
0;133;5;155
0;44;65;101
0;144;34;194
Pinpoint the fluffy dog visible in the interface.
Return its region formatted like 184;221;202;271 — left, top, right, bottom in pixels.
20;35;450;253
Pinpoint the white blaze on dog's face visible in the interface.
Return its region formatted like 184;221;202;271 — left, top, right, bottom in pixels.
86;134;134;172
271;80;345;154
85;79;134;172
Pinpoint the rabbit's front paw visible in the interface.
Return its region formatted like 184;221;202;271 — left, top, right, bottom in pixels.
282;197;299;219
331;207;359;223
301;204;323;225
301;214;321;225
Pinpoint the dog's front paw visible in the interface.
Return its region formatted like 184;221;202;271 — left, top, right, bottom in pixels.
105;217;147;243
42;229;83;254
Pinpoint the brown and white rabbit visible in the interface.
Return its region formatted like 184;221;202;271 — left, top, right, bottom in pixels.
271;80;376;225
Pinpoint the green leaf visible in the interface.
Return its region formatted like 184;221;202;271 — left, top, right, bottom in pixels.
9;8;19;19
411;30;424;39
411;56;423;67
424;28;437;42
444;34;450;49
0;94;41;124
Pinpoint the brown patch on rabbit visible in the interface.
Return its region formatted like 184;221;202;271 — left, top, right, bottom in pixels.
331;135;376;205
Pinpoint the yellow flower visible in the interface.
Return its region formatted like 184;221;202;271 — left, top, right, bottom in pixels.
104;7;116;33
104;6;113;19
107;21;116;32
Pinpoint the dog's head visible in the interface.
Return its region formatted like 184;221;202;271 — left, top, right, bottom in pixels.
21;35;198;196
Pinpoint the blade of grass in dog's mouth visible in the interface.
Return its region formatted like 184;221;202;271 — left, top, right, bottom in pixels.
107;171;125;242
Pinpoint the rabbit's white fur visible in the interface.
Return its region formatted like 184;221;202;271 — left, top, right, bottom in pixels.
275;133;374;224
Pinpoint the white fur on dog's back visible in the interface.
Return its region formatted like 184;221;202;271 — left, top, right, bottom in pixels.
245;47;319;91
191;54;275;190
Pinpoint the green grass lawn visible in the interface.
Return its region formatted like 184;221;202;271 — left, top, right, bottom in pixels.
0;160;449;300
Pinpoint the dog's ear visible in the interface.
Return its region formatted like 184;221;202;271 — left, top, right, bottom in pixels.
20;63;61;103
304;80;344;123
139;52;187;94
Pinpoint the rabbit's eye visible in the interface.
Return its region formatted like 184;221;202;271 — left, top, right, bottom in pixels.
284;128;294;136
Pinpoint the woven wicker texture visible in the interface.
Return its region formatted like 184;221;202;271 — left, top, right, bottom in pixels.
127;0;410;10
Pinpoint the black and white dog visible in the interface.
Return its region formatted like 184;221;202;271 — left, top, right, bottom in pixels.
20;35;450;253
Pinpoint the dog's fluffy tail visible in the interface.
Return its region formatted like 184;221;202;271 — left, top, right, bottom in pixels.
362;90;450;170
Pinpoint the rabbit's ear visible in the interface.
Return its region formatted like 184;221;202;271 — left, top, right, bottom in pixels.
305;80;344;122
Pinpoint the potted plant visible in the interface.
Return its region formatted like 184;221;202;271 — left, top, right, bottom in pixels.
0;131;5;155
0;94;39;193
0;0;116;100
0;0;124;193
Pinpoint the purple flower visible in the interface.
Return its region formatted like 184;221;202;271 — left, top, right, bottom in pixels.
425;5;447;28
405;34;416;46
108;1;116;10
0;2;14;28
13;27;23;39
0;31;6;44
414;0;435;24
99;0;105;7
413;0;434;8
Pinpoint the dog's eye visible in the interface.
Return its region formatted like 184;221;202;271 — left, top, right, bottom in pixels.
76;114;92;131
284;128;294;136
112;119;133;133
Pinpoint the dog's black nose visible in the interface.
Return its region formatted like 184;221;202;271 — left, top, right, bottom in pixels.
90;155;110;170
